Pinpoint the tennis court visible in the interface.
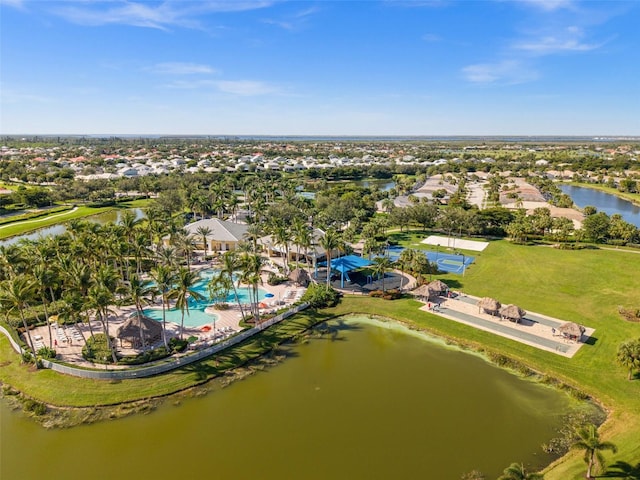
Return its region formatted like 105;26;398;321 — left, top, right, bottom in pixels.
386;246;474;275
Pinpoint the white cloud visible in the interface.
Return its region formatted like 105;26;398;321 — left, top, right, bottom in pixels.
161;78;277;96
215;80;276;96
462;60;539;85
0;0;25;8
262;5;319;31
517;0;574;11
149;62;217;75
51;1;274;30
1;88;54;104
422;33;441;42
513;27;604;54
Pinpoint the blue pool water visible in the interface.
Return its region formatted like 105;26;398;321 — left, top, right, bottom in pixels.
143;269;266;327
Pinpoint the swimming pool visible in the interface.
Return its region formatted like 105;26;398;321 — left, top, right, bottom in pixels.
143;269;266;327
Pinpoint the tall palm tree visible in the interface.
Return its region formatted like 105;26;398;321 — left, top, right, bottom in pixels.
371;256;393;293
240;253;266;324
0;275;39;363
319;228;340;287
571;424;618;479
497;462;543;480
127;274;156;350
169;267;205;339
150;265;175;348
195;225;212;255
220;251;246;320
32;263;57;349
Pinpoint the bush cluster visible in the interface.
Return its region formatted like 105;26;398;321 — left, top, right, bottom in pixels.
369;289;402;300
301;283;341;308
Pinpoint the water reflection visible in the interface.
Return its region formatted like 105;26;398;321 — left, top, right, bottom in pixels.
0;208;146;246
559;185;640;227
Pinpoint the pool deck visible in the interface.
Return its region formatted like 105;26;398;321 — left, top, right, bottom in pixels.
421;293;594;358
26;266;308;369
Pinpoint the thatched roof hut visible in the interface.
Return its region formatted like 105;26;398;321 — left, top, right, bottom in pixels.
559;322;585;342
411;284;435;300
288;268;310;287
117;312;163;348
500;304;527;323
427;280;449;295
477;297;501;316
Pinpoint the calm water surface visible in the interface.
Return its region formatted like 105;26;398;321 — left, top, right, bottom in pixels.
0;317;571;479
559;184;640;227
0;208;146;246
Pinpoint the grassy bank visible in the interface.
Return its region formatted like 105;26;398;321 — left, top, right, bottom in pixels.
0;199;152;239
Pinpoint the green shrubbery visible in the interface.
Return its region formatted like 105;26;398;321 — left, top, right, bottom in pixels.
37;346;57;359
369;289;402;300
267;272;288;285
301;283;341;308
82;334;117;363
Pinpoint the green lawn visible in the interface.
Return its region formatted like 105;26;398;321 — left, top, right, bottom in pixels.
0;199;152;239
1;237;639;478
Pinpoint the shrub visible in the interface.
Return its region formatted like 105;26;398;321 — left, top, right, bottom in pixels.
23;399;47;416
83;334;117;363
118;347;170;365
169;337;188;352
267;272;288;285
37;346;57;359
301;283;341;308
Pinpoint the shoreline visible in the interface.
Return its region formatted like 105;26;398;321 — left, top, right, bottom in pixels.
564;181;640;208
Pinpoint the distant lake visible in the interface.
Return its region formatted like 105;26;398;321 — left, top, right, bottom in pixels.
559;185;640;228
0;317;575;479
0;208;146;246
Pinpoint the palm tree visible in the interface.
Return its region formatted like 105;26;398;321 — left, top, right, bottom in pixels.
239;253;266;324
371;256;393;293
195;225;212;255
497;463;543;480
0;275;39;363
616;339;640;380
150;265;175;348
169;267;205;339
571;424;618;479
319;228;340;287
127;274;156;350
32;263;57;349
220;251;247;320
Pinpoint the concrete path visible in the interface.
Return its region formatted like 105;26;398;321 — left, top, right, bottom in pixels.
421;293;594;358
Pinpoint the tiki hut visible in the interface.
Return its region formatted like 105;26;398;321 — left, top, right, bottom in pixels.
117;313;163;349
559;322;585;342
411;284;435;301
288;267;310;287
500;304;527;323
477;297;501;316
427;280;449;296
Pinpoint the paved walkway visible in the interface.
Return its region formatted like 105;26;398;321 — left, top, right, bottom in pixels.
420;293;594;358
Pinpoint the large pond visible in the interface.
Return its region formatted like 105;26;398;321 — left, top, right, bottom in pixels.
559;184;640;227
0;316;574;479
0;208;146;246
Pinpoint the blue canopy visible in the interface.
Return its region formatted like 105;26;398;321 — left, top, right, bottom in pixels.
319;255;373;287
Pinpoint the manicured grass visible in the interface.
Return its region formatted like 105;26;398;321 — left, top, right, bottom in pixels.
0;199;152;239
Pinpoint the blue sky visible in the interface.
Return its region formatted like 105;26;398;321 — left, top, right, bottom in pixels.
1;0;638;136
